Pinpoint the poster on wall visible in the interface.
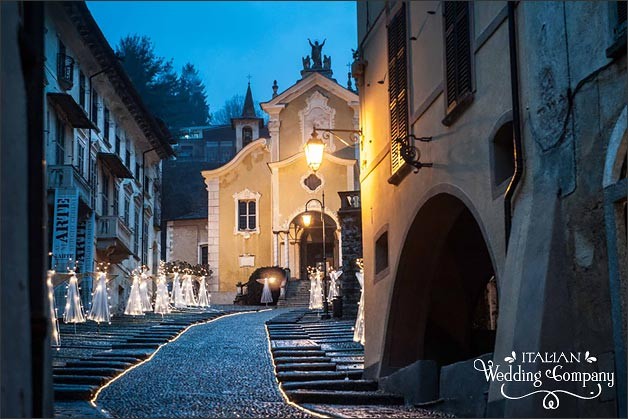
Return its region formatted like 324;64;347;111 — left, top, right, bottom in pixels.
76;212;95;274
51;188;79;271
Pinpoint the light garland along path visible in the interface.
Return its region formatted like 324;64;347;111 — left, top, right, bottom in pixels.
95;308;318;418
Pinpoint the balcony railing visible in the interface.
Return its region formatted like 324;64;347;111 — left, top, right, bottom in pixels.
96;215;133;261
338;191;361;211
47;164;91;206
56;53;74;90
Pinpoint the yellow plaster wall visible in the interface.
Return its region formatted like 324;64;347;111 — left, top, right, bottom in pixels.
277;156;350;227
278;86;357;160
216;147;272;291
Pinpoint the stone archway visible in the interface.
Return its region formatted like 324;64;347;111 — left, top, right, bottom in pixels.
289;211;338;280
383;193;498;372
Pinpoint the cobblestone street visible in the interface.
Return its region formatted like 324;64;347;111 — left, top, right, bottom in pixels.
96;309;314;418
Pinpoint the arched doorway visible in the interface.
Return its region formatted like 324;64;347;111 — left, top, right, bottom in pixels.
289;212;338;279
383;193;498;372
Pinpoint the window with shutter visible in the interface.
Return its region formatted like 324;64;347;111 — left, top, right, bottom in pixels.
443;1;473;125
388;6;408;176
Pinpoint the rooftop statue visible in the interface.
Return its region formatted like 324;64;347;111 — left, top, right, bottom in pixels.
308;38;326;68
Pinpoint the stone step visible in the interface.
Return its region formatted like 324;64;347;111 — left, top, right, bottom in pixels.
276;362;336;372
269;334;310;340
111;343;160;349
83;356;141;364
53;384;98;401
53;367;124;377
94;350;151;359
271;344;321;351
274;356;332;364
125;338;169;344
277;370;362;382
272;350;326;357
281;379;378;392
325;351;364;357
65;360;132;369
53;374;109;386
285;389;404;405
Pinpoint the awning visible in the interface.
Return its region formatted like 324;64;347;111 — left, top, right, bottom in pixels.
47;93;98;130
98;152;134;179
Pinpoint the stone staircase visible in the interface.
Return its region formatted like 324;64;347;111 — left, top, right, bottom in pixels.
52;309;242;401
266;309;404;406
277;279;311;307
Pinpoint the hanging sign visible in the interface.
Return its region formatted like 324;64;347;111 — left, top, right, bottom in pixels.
51;189;79;270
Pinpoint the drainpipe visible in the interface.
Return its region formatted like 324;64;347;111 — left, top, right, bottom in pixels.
504;1;524;251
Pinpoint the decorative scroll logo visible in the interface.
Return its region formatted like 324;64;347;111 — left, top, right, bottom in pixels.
474;351;614;410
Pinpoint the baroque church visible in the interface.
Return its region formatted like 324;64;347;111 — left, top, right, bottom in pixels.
164;41;359;304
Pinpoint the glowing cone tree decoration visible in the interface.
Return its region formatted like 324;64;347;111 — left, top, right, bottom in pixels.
182;273;198;307
171;272;186;308
63;268;86;324
154;273;171;314
47;270;61;347
259;277;273;305
125;272;144;316
328;269;342;301
139;267;153;312
353;259;365;345
197;275;210;307
308;266;323;310
88;270;111;323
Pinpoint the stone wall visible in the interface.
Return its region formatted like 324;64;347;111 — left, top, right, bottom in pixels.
338;205;363;318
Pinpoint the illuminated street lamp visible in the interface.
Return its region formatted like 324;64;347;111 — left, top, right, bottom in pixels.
304;128;325;172
301;212;313;227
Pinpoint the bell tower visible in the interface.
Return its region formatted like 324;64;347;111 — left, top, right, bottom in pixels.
232;81;263;152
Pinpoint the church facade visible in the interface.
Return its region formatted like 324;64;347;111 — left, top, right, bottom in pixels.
201;46;359;303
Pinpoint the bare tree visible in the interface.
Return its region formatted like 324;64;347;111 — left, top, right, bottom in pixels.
211;94;266;125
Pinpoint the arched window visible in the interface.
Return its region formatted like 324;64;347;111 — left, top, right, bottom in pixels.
242;126;253;147
491;121;515;187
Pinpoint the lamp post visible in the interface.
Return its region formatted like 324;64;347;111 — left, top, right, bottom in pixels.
303;127;331;319
301;194;329;319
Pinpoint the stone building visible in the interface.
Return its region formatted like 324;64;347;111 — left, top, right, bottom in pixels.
354;1;626;417
200;44;360;304
162;85;269;268
44;2;174;312
2;2;52;416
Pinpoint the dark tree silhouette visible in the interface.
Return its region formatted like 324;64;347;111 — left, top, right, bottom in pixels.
116;35;210;130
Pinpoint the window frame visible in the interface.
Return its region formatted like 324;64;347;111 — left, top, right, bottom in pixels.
76;140;86;178
242;126;253;147
101;172;110;216
199;243;209;265
232;189;261;235
91;88;99;126
103;106;111;146
441;1;475;126
387;4;409;178
79;71;86;110
54;117;66;165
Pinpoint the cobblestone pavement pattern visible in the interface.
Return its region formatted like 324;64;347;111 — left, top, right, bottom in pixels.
97;309;315;418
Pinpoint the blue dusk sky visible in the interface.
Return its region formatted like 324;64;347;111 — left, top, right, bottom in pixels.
87;1;357;118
